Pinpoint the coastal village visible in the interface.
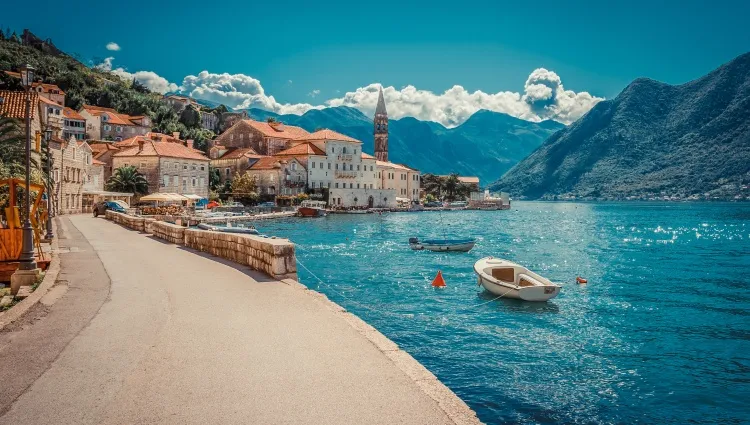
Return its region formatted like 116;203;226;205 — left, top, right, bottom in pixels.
1;71;500;216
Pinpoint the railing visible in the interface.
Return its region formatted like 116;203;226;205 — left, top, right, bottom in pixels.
334;170;358;178
337;154;353;161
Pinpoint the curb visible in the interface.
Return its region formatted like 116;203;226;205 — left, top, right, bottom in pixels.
0;220;62;331
280;278;482;425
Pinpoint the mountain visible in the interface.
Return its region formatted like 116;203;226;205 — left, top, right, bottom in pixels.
242;106;563;184
491;52;750;200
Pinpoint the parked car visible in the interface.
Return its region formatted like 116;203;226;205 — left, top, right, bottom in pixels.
206;201;221;209
258;202;276;208
424;201;443;208
225;201;244;207
93;200;127;217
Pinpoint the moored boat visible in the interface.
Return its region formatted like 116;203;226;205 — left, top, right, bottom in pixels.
409;237;476;252
473;257;561;301
297;200;327;217
445;201;468;210
197;223;259;235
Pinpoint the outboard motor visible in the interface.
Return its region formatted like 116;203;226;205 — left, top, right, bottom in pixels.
408;237;419;244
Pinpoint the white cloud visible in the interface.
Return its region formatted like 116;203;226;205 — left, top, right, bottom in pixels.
178;71;320;115
326;69;603;126
94;57;178;94
106;42;120;51
93;59;602;126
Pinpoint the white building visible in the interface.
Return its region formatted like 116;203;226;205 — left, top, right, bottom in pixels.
376;160;420;203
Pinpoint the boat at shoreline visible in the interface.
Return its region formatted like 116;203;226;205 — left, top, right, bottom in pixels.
197;223;259;235
409;237;476;252
445;201;468;210
473;257;560;301
297;200;327;217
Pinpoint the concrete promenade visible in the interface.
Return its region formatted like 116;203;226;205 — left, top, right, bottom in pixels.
0;215;477;425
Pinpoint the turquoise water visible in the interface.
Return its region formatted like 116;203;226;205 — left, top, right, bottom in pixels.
251;202;750;424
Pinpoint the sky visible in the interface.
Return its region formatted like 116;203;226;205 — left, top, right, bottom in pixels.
3;0;749;127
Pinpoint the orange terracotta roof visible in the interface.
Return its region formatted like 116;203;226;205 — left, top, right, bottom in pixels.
376;160;416;171
38;95;62;107
458;176;480;184
89;142;121;154
114;139;209;161
32;82;66;95
218;147;262;160
114;133;183;148
248;156;285;170
242;119;310;139
0;90;39;119
294;129;361;143
92;158;106;166
82;104;118;114
361;152;375;159
63;107;85;120
276;141;325;156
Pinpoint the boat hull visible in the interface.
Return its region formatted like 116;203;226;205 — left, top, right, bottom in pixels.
477;275;559;301
410;239;476;252
298;207;326;217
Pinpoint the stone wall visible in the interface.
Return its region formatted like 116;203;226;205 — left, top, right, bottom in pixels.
150;221;185;244
184;229;297;280
105;210;145;231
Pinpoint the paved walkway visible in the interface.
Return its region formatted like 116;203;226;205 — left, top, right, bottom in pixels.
0;216;461;425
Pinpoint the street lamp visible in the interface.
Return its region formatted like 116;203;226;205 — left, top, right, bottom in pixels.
17;64;37;271
44;127;54;239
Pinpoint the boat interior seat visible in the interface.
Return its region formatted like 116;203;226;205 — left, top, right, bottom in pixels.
518;273;542;287
490;268;515;283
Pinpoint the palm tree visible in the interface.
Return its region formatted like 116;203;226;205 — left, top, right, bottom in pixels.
421;173;444;200
0;115;39;171
444;174;460;201
107;166;149;194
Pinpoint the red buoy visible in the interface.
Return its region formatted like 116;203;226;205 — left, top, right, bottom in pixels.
432;271;446;287
576;276;588;284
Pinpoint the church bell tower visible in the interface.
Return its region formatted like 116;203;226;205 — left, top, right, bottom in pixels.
374;87;388;162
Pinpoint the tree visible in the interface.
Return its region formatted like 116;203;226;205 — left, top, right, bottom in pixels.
179;106;201;128
131;78;150;94
208;166;221;191
266;117;277;124
424;193;436;203
230;172;259;205
107;165;149;194
443;174;460;201
421;173;444;200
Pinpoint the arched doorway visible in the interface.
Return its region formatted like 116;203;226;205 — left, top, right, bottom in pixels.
368;196;374;208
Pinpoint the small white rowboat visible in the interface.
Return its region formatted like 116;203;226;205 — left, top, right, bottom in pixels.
409;237;476;252
473;257;561;302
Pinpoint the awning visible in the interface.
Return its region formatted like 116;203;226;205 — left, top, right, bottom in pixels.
140;193;189;202
82;190;134;197
183;194;204;200
396;197;410;203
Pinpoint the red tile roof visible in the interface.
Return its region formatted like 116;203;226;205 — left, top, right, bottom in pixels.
218;147;262;160
248;156;285;170
0;90;39;120
377;160;417;172
81;104;142;126
276;141;325;156
361;152;375;159
63;107;85;120
92;158;106;166
242;119;310;139
89;142;121;154
38;95;62;107
114;139;209;161
294;129;361;143
33;82;66;96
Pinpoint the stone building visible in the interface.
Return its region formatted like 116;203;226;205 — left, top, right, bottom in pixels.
209;147;264;184
245;157;307;197
200;110;218;132
63;107;87;141
112;139;210;198
219;110;248;132
79;105;151;141
49;138;105;214
89;142;121;180
377;161;420;202
32;82;65;105
0;90;42;139
162;94;197;113
38;95;64;137
213;118;309;155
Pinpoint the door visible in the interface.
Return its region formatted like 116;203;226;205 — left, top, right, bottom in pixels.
368;196;374;208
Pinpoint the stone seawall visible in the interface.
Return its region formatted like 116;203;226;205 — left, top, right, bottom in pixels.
184;229;297;280
150;221;186;245
103;212;296;280
105;211;145;232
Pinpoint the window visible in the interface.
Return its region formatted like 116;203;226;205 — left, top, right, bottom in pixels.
173;175;179;186
183;164;187;170
350;183;353;189
357;183;360;189
164;161;170;169
200;165;205;171
162;175;169;187
192;177;196;187
291;162;297;171
191;164;196;171
116;126;122;132
55;109;60;115
312;162;315;169
335;183;339;188
104;125;111;131
342;147;347;154
174;163;178;170
182;177;188;190
327;163;330;169
370;166;373;171
225;168;230;177
230;134;234;141
48;107;53;114
311;182;316;188
335;164;338;170
357;165;360;171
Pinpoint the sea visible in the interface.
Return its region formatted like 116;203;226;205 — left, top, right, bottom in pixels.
249;202;750;424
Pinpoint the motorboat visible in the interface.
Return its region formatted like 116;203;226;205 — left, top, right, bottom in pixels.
473;257;561;302
409;237;476;252
445;201;468;210
297;200;327;217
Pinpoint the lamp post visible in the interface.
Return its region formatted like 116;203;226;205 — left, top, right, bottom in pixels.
44;127;54;239
18;64;37;271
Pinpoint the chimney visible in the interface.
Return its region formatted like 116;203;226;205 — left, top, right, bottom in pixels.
138;139;144;152
172;131;180;140
187;139;194;150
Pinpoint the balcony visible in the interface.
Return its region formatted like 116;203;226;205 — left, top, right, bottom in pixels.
337;154;353;161
334;170;358;179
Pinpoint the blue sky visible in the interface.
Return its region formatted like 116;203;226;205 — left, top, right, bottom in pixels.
3;0;749;126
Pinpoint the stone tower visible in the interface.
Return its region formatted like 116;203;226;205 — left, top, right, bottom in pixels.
374;87;388;162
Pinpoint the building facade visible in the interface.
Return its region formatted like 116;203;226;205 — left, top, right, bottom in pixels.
112;139;210;198
245;157;307;197
209;146;264;184
79;105;151;141
213;119;310;155
38;95;64;137
200;110;218;132
377;161;420;202
49;138;105;215
63;107;87;140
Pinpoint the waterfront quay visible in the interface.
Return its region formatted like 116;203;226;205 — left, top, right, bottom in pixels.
0;215;479;425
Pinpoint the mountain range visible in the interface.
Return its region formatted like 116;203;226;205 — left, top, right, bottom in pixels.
238;106;564;184
490;52;750;200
